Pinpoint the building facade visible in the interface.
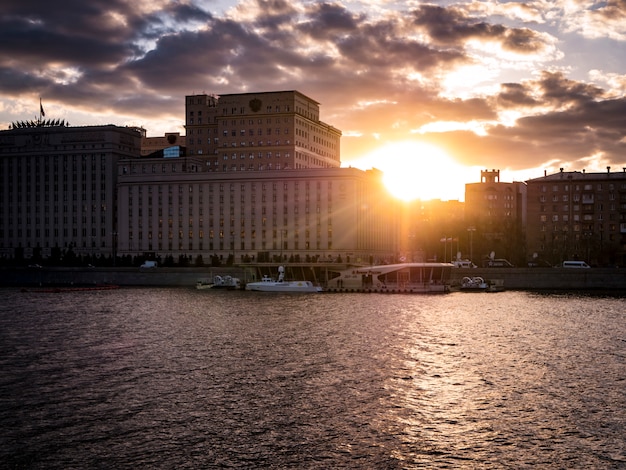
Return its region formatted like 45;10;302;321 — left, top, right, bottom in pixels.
464;169;527;265
141;132;186;157
0;124;142;262
185;91;341;172
116;158;397;264
526;168;626;266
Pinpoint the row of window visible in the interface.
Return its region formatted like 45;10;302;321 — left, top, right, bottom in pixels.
128;201;330;217
221;140;293;147
539;203;625;212
2;227;107;239
538;182;626;192
131;181;332;194
128;228;331;240
2;192;107;205
124;240;331;253
538;194;626;202
538;224;622;234
220;152;291;159
540;213;619;222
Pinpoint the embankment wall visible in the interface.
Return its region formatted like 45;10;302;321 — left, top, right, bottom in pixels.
2;266;625;290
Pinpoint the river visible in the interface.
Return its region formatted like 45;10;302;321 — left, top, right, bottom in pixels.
1;288;624;469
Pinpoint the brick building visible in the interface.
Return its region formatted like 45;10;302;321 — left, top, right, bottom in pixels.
526;168;626;266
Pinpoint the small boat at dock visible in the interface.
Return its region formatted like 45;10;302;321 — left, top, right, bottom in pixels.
459;276;504;292
245;266;322;293
196;275;241;290
460;276;489;291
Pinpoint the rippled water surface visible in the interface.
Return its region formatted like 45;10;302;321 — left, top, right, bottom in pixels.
1;288;625;469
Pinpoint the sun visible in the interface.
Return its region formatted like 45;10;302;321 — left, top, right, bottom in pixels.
354;141;468;201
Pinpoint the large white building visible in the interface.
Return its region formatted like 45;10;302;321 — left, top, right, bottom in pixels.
116;156;397;264
0;91;401;267
0;123;142;262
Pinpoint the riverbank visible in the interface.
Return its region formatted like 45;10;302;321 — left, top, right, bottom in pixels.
2;265;626;290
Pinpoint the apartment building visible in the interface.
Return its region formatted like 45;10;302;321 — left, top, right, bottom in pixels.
464;169;527;265
185;91;341;172
526;168;626;266
116;157;397;264
0;123;142;261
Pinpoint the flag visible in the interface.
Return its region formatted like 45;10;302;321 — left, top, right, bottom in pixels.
40;98;45;117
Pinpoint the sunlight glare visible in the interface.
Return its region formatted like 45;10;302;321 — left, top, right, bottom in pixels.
355;141;468;202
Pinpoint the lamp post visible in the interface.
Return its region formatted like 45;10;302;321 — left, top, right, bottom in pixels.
467;226;476;264
280;229;286;261
112;232;117;267
440;237;450;263
583;231;592;263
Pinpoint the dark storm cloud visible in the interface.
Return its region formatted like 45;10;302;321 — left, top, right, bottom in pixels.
537;72;605;106
412;4;547;54
495;72;606;111
592;0;626;20
0;12;133;67
332;20;465;70
0;0;623;174
0;67;49;93
412;4;495;43
0;0;216;116
450;73;626;168
299;2;362;36
512;73;625;142
496;83;541;108
251;0;299;30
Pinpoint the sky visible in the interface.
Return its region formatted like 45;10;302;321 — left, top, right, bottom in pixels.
1;0;625;201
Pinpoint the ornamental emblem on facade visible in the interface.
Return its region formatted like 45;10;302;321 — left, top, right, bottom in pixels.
249;98;262;112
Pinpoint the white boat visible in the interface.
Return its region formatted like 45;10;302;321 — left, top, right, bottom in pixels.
325;262;452;293
245;266;322;293
196;275;241;290
460;276;489;291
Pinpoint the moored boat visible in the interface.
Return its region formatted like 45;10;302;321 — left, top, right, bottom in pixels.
460;276;489;291
325;262;452;293
245;266;322;293
196;275;241;290
459;276;504;292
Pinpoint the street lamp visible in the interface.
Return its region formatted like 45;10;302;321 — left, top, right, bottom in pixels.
112;232;117;267
467;226;476;264
440;236;452;262
280;229;286;261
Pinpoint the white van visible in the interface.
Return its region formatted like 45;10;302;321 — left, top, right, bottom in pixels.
140;260;158;269
562;260;590;268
